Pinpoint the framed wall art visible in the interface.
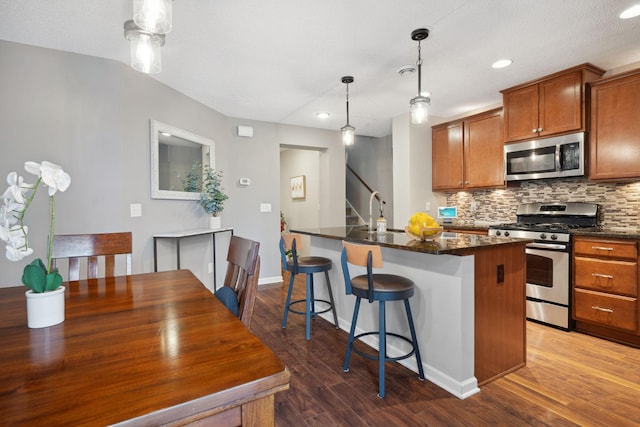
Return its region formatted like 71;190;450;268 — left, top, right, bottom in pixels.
290;175;306;199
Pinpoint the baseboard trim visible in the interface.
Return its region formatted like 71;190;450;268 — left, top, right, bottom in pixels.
259;275;283;286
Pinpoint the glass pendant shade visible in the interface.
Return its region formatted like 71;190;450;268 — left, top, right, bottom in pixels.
133;0;172;34
341;125;355;146
125;20;165;74
410;95;430;124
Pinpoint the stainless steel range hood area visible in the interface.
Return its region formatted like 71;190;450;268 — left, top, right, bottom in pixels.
504;132;585;181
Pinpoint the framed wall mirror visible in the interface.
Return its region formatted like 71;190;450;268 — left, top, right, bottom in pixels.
150;120;215;200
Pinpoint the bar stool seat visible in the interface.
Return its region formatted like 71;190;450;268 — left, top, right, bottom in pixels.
340;240;425;398
280;233;339;340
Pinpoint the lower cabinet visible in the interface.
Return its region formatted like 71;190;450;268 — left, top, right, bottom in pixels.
573;236;640;346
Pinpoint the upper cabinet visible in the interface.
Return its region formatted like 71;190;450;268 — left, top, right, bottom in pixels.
432;108;504;191
501;64;605;143
589;68;640;181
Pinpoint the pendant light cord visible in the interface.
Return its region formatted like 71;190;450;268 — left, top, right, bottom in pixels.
345;83;351;126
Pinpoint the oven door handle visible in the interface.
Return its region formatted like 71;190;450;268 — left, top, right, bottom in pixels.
527;242;568;250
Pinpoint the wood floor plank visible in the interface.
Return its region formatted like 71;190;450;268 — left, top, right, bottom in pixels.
253;274;640;426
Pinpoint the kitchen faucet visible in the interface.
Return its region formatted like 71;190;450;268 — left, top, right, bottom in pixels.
369;191;382;233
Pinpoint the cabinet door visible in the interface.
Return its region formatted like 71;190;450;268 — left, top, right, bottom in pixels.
589;70;640;180
464;109;505;189
502;84;539;142
432;122;464;190
539;70;582;137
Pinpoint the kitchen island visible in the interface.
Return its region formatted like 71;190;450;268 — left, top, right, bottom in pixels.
290;226;529;399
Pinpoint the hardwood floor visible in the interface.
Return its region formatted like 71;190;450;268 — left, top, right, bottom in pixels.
252;278;640;426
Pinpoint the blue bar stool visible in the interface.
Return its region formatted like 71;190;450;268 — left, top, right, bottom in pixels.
340;240;425;398
280;233;339;340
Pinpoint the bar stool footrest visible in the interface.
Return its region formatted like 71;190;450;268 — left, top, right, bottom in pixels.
351;331;417;363
287;298;335;317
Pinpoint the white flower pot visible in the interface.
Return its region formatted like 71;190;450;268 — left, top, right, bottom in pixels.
25;286;65;328
209;216;222;229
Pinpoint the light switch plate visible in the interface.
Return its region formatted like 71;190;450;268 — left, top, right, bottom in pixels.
260;203;272;213
130;203;142;217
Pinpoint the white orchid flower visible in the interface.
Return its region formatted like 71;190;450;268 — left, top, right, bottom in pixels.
3;224;31;261
2;172;28;204
6;243;33;262
39;161;71;196
0;204;20;227
24;161;42;177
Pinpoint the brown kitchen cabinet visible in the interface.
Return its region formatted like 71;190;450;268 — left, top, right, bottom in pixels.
501;63;604;143
432;108;504;191
573;236;640;347
588;68;640;181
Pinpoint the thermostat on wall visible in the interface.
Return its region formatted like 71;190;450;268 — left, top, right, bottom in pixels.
239;177;251;186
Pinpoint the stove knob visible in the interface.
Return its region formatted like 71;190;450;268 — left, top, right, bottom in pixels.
551;234;558;240
495;230;501;236
540;233;547;240
504;231;510;237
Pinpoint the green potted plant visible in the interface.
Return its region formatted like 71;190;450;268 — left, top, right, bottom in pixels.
0;160;71;328
199;165;228;229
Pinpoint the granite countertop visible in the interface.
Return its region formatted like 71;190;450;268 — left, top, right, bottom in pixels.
290;226;531;256
571;227;640;239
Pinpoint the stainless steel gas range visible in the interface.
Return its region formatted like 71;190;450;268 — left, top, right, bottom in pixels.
488;202;599;330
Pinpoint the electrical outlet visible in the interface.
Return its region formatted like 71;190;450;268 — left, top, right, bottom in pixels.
497;264;504;283
208;263;214;274
425;202;431;211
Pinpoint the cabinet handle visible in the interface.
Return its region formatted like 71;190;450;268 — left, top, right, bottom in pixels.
538;127;543;132
591;273;613;279
464;181;469;184
591;306;613;313
591;246;614;251
532;129;537;133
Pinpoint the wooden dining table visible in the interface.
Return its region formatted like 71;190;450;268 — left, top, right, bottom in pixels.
0;270;289;426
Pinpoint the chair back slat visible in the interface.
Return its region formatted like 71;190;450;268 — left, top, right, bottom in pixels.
222;235;261;328
282;233;303;251
51;232;132;281
342;241;383;268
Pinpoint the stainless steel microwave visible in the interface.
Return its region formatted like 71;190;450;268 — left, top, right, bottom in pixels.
504;132;585;181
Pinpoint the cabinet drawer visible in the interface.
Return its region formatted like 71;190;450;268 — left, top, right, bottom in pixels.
573;239;637;260
574;288;637;332
574;257;637;296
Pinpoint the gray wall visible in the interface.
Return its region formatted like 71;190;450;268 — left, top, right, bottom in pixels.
0;40;346;289
346;134;394;227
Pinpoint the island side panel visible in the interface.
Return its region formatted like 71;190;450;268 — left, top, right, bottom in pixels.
474;244;527;385
309;235;480;399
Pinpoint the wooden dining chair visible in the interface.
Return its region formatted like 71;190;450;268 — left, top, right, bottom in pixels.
216;235;261;329
51;232;132;281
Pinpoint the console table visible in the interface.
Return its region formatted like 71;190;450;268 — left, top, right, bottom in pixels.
153;228;233;291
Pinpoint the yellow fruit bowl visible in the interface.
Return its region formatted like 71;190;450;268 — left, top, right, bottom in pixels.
405;225;443;241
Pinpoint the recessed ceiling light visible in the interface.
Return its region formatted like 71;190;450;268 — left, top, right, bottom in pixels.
492;59;513;69
620;4;640;19
316;112;330;119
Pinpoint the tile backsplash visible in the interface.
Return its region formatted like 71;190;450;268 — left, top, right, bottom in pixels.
445;178;640;229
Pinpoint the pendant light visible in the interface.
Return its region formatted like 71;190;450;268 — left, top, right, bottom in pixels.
124;20;165;74
409;28;430;124
133;0;172;34
341;76;355;146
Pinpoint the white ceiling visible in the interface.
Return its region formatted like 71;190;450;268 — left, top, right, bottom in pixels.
1;0;639;137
